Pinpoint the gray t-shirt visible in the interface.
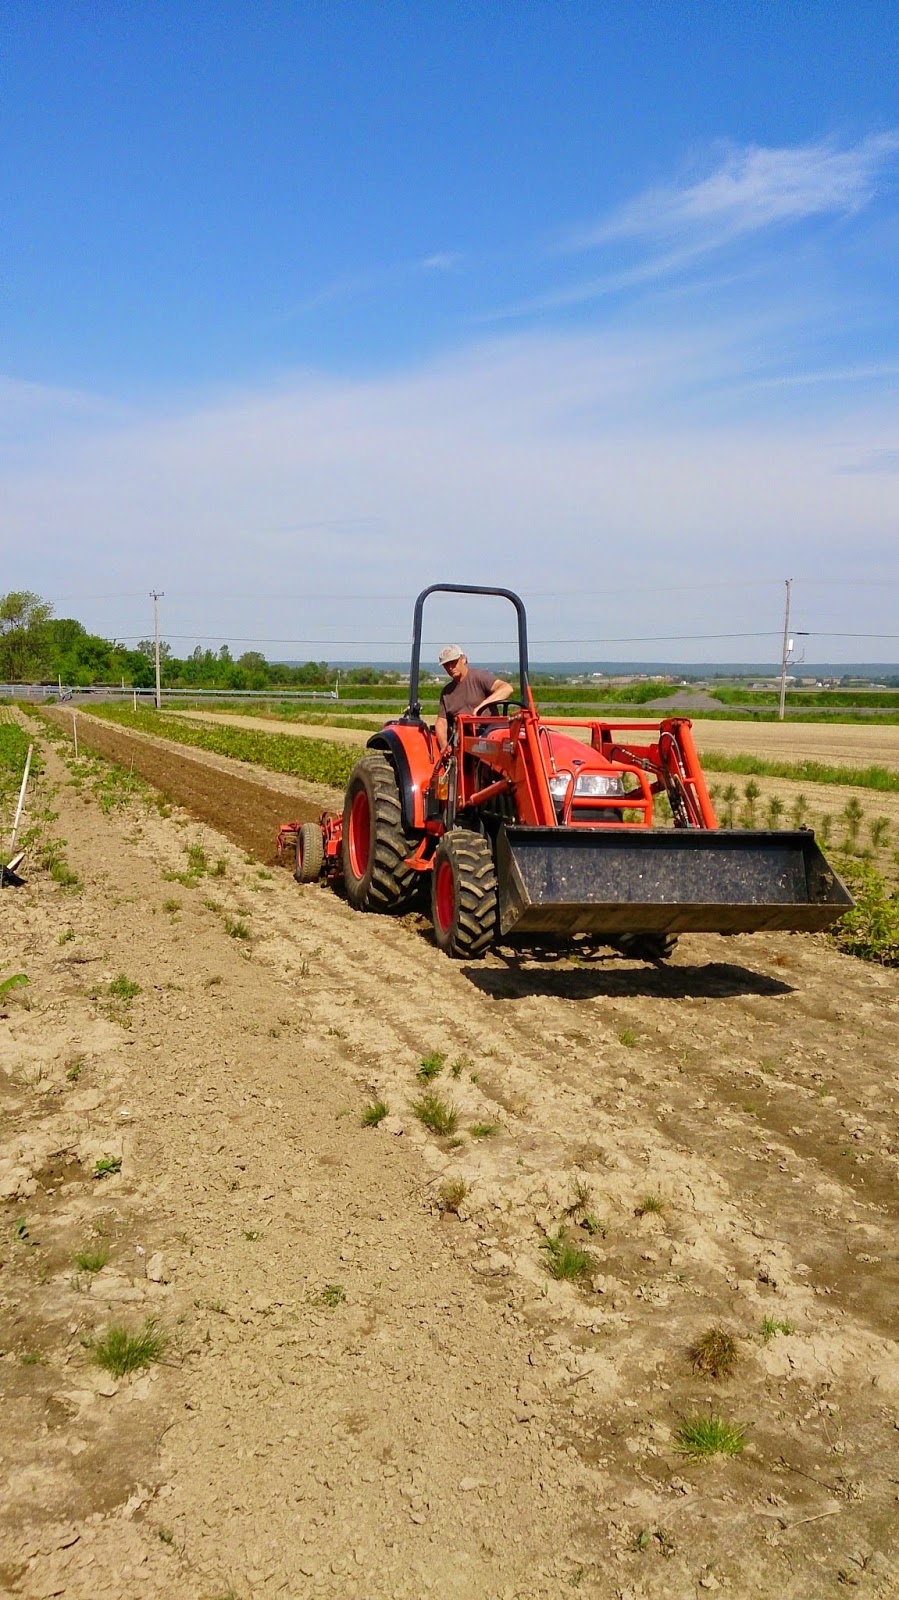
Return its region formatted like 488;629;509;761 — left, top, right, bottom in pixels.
438;667;501;721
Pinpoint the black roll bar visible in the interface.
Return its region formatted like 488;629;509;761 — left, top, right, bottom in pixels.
407;584;531;718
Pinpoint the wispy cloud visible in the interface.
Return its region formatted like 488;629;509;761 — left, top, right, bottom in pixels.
279;250;463;319
564;132;899;252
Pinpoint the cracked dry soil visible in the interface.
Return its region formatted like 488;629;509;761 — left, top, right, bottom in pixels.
1;711;898;1600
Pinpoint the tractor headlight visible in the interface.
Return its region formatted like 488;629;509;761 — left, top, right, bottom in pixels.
548;774;572;804
573;773;624;798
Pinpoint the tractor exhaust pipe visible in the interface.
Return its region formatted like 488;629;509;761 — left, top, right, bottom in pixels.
495;826;853;938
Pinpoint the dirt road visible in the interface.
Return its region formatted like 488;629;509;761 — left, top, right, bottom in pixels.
2;709;898;1599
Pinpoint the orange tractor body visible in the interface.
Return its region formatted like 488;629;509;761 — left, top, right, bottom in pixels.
282;585;851;959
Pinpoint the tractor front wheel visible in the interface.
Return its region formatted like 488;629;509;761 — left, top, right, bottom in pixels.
611;932;679;963
341;754;417;911
431;830;498;959
294;822;324;883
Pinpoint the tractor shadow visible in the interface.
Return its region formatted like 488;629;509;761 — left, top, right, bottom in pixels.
461;959;795;1003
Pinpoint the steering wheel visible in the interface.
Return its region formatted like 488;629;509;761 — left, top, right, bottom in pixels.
477;699;525;717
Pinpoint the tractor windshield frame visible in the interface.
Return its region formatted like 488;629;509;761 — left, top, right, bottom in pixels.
406;584;531;719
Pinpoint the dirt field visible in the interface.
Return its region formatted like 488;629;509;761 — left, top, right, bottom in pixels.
168;708;899;772
2;708;898;1599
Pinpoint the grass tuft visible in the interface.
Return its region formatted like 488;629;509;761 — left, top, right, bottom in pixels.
675;1412;746;1458
93;1156;122;1179
108;974;140;1001
470;1121;499;1139
689;1326;738;1380
438;1177;467;1214
361;1099;389;1127
411;1090;458;1136
224;917;251;940
318;1283;346;1308
618;1027;639;1047
760;1315;796;1342
417;1050;445;1081
74;1246;109;1273
542;1228;594;1282
635;1193;665;1217
91;1318;166;1376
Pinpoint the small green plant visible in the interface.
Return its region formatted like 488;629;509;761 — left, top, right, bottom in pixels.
50;858;81;889
74;1245;109;1273
831;859;899;967
720;783;738;828
108;975;140;1001
635;1194;665;1217
243;1229;261;1241
13;1217;30;1241
470;1122;499;1139
841;795;864;850
790;792;810;830
187;844;209;875
0;972;29;1000
689;1327;738;1379
224;917;251;940
818;812;833;844
618;1027;639;1047
741;778;762;827
450;1060;464;1078
438;1177;467;1213
158;1528;175;1545
20;1350;45;1365
760;1315;796;1341
675;1412;746;1458
318;1283;346;1308
211;857;227;877
66;1055;85;1081
58;926;76;944
566;1175;593;1215
411;1090;458;1136
91;1318;166;1377
93;1156;122;1179
764;794;785;829
417;1050;445;1081
162;897;181;915
542;1228;594;1282
870;815;891;850
361;1099;389;1127
580;1213;607;1237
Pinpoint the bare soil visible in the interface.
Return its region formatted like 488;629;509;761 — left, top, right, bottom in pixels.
2;708;898;1599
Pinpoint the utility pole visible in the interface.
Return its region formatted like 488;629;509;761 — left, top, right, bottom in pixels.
151;590;165;711
778;578;792;722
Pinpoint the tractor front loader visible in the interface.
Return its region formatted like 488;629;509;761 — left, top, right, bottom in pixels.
282;585;852;960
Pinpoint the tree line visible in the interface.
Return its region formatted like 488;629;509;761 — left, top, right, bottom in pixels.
0;591;397;690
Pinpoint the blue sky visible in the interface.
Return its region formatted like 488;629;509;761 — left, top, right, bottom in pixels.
1;3;897;663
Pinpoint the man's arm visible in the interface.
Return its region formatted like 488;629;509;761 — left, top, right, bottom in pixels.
474;676;514;711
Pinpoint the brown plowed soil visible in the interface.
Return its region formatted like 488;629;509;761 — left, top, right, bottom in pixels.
2;707;898;1600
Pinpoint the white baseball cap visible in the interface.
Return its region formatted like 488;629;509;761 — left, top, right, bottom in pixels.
438;644;464;665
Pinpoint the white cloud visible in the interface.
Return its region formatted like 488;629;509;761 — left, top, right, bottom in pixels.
1;321;896;661
566;133;899;252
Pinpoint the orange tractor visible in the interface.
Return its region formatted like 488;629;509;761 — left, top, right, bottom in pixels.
283;585;851;960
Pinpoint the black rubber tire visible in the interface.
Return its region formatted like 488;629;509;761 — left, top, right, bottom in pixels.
612;932;679;963
294;822;324;883
431;829;498;959
341;754;417;911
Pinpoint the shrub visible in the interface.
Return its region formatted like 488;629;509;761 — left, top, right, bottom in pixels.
830;859;899;967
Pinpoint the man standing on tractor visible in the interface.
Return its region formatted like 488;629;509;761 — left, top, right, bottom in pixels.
434;645;514;751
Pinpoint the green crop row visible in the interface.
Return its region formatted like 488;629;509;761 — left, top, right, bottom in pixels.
0;721;33;775
699;751;899;793
87;705;366;789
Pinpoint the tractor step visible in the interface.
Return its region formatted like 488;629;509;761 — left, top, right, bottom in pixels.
495;826;853;937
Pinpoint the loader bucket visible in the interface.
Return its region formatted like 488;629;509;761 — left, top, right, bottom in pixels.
494;826;853;938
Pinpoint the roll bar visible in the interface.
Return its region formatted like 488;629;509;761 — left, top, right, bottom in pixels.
407;584;531;718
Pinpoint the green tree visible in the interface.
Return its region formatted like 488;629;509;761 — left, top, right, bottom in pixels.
0;591;54;681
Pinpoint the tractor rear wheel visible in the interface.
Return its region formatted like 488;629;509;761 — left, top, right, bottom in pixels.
341;754;417;911
294;822;324;883
612;932;679;963
431;830;498;959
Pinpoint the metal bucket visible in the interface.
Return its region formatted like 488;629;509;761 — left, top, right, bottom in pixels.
494;826;853;937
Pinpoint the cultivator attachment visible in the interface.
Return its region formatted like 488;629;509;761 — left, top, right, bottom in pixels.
494;826;853;938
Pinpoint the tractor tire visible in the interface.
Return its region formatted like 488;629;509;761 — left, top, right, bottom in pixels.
612;932;679;963
431;830;498;959
341;754;417;912
294;822;324;884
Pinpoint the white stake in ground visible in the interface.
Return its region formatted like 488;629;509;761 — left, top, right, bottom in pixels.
9;743;34;852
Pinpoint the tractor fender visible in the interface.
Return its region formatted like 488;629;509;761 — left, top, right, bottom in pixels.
366;724;434;831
